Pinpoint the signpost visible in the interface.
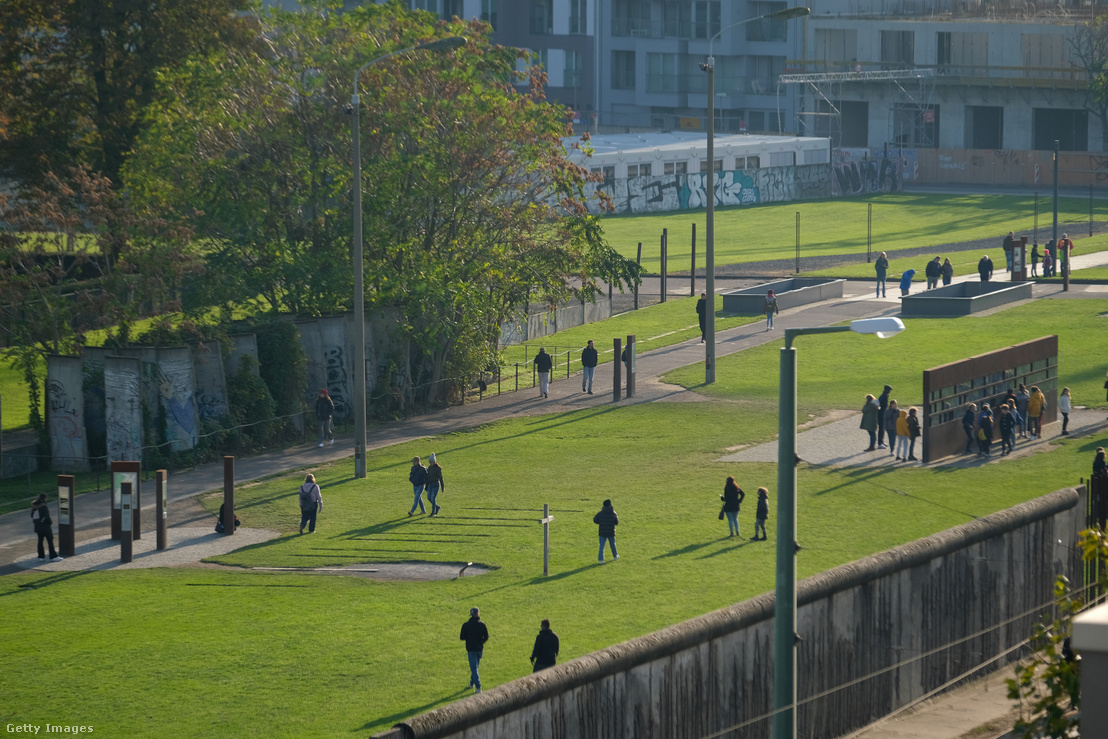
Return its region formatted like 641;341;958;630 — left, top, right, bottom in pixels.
58;475;75;557
540;504;554;577
120;481;133;564
111;461;141;541
156;470;168;551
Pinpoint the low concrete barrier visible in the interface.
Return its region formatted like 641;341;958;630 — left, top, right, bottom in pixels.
901;281;1032;317
722;278;845;315
374;487;1085;739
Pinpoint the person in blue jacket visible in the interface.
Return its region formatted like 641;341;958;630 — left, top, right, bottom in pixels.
899;269;915;296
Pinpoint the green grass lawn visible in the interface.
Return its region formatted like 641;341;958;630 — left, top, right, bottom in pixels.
601;192;1105;272
3;300;1107;737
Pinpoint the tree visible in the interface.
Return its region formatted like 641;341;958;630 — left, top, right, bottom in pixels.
0;167;199;437
124;2;639;406
1007;526;1108;738
0;0;253;188
1070;17;1108;151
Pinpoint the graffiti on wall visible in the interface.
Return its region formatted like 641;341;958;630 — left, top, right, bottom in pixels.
831;157;904;197
47;377;86;466
324;344;351;421
157;353;198;451
104;358;142;464
584;164;833;215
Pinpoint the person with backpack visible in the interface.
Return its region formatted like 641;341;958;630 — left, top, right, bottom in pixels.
31;493;63;561
298;473;323;534
763;290;779;331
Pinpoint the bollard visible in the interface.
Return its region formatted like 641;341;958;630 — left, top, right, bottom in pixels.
120;482;133;564
223;456;235;536
626;335;636;399
156;470;168;551
613;338;622;402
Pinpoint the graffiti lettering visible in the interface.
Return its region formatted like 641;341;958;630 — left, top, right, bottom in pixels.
324;345;351;420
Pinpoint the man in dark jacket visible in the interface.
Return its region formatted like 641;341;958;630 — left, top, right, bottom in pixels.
924;257;941;290
408;456;427;516
876;385;892;449
696;292;707;343
581;340;598;394
530;619;560;672
978;255;993;283
534;347;553;398
315;389;335;447
460;607;489;693
594;499;619;562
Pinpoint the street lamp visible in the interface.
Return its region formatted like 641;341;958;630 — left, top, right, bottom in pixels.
774;316;904;738
700;7;809;384
350;35;466;478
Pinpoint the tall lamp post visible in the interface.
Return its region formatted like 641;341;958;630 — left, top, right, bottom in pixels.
699;7;809;384
350;36;466;478
774;317;905;738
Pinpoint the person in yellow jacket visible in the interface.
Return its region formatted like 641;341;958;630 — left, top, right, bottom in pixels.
1027;386;1047;439
895;408;911;461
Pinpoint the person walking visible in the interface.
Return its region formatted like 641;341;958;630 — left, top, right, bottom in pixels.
941;258;953;286
425;453;445;516
925;256;942;290
1058;387;1072;435
315;388;335;448
876;385;893;449
594;498;619;562
408;456;428;516
875;252;889;297
460;607;489;693
764;290;779;331
894;407;910;461
978;255;994;283
1027;386;1046;439
906;407;921;461
581;340;598;394
534;347;553;399
696;292;708;343
860;393;880;451
884;400;900;457
298;473;323;534
530;619;560;672
720;476;745;537
31;493;62;561
1016;384;1031;438
1003;231;1015;271
899;269;915;296
1030;244;1040;277
962;403;978;454
751;488;769;541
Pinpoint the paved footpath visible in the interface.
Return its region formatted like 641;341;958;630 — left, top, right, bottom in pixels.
4;250;1108;739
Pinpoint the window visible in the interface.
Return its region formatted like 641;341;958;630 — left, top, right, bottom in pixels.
734;156;759;169
814;29;857;71
768;151;795;167
570;0;587;34
627;163;652;177
698;159;723;172
966;106;1003;149
693;1;720;39
564;51;582;88
591;165;615;184
749;55;784;95
938;31;986;73
664;161;688;175
614;0;651;37
531;0;552;35
481;0;498;27
1032;108;1087;151
647;53;678;92
612;50;636;89
662;1;688;37
442;0;463;18
893;104;938;147
881;30;914;69
1023;33;1068;79
746;2;788;42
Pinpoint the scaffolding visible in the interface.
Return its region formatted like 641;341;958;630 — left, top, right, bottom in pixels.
777;68;937;147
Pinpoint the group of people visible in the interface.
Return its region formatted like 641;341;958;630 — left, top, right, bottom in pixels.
960;384;1052;457
408;454;446;517
459;608;560;694
874;253;953;298
860;385;921;462
1027;233;1074;278
719;477;769;540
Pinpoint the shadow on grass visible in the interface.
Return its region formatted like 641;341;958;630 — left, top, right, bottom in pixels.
524;562;602;585
360;689;471;734
185;582;311;587
2;569;91;596
653;540;717;560
697;540;754;559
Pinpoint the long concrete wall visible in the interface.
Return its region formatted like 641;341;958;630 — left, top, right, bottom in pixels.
374;487;1085;739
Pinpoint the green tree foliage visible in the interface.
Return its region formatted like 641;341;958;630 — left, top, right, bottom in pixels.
125;1;639;406
1007;527;1108;738
0;0;252;188
1071;17;1108;150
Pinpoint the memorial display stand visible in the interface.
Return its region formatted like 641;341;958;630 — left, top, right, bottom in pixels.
57;475;75;557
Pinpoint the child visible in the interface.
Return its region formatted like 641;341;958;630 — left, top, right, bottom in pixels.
906;407;920;461
895;408;910;461
752;488;769;541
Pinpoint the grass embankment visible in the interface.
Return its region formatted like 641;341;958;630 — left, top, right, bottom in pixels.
600;192;1105;272
2;300;1107;736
